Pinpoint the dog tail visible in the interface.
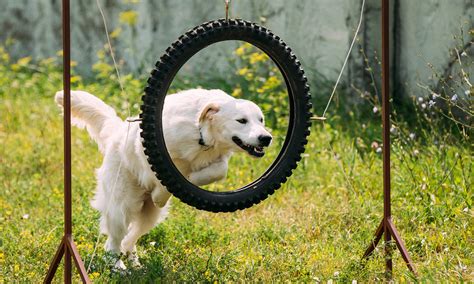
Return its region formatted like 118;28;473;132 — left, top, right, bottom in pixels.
55;90;123;152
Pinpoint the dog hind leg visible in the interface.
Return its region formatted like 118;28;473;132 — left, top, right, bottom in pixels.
121;197;169;264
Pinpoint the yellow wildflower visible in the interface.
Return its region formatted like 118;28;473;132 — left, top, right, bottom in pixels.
249;52;268;64
11;64;20;72
231;87;242;97
17;56;32;66
90;272;100;280
119;10;138;26
237;67;249;76
110;28;122;39
71;76;82;83
96;49;105;60
235;46;245;56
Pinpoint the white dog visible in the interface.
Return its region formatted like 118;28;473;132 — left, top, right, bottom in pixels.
55;89;272;269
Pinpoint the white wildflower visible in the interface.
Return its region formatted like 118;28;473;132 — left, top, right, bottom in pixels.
465;89;471;96
418;97;424;103
409;133;416;140
413;149;420;156
390;126;397;134
371;141;379;150
429;100;436;108
376;147;382;154
149;241;156;246
333;271;340;277
22;214;29;219
373;106;378;114
460;51;467;57
451;94;458;102
352;281;358;284
421;103;427;109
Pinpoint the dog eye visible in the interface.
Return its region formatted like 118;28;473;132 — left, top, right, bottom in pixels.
259;117;263;123
236;118;248;124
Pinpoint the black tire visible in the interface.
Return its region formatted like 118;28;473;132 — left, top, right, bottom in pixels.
140;19;312;213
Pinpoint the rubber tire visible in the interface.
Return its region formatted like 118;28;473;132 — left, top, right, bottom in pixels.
140;18;312;213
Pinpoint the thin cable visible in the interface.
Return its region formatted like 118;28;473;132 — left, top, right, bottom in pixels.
319;0;366;195
88;0;134;272
95;0;130;117
321;0;365;118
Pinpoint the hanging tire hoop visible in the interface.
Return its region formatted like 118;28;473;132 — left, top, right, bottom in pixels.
140;18;312;213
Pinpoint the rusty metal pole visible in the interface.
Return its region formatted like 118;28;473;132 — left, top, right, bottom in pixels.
381;0;393;276
62;0;73;281
362;0;417;278
44;0;91;282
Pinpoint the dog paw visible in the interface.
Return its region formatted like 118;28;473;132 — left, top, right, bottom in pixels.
104;252;128;272
113;259;128;271
127;251;142;268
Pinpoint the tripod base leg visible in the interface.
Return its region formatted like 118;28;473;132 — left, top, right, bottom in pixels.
44;236;91;284
66;236;91;283
362;219;384;259
44;238;65;283
361;218;417;277
386;219;417;275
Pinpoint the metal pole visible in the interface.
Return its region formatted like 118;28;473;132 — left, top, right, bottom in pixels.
381;0;392;275
62;0;73;281
362;0;415;278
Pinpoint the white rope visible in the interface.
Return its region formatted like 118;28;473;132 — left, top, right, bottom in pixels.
321;0;366;118
318;0;366;194
95;0;128;109
87;0;133;272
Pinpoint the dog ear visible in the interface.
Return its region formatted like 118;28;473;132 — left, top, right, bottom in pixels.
199;103;220;122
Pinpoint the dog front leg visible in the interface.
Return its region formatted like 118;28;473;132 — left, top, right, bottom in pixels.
188;158;229;186
151;185;171;208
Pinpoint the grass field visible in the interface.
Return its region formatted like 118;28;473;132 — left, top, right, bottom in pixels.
0;51;473;282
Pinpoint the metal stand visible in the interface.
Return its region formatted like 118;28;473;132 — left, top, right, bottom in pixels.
44;0;91;283
361;0;416;277
42;0;414;281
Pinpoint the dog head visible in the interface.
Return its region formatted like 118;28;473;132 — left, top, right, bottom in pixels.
199;99;272;158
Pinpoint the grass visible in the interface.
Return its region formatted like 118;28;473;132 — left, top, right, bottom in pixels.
0;51;473;282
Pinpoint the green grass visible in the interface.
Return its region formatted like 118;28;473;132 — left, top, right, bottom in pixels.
0;56;473;283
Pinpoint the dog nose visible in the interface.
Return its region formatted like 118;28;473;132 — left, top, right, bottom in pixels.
258;135;272;147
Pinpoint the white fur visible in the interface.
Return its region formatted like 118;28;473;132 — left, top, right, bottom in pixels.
54;89;271;269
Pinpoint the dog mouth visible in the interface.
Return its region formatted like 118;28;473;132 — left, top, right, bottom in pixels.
232;136;265;158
